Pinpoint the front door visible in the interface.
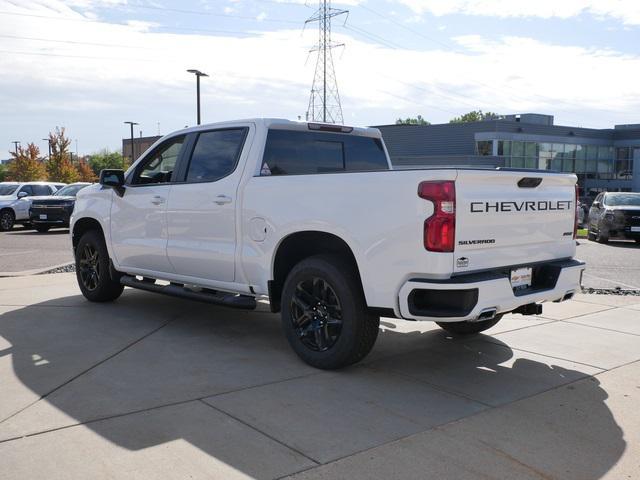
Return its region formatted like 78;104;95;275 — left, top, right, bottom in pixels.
166;126;251;282
110;135;185;273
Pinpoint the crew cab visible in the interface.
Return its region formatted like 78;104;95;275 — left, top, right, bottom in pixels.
70;119;584;369
0;182;63;231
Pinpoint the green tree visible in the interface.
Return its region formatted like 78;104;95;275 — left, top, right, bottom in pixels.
6;143;47;181
46;127;79;183
0;163;6;182
87;149;126;175
396;115;431;125
449;110;500;123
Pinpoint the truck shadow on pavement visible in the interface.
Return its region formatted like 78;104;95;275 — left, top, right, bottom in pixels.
0;291;627;479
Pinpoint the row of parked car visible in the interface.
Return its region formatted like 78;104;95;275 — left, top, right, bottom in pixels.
0;181;91;232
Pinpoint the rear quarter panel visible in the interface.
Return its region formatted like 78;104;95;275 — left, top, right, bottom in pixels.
240;170;457;308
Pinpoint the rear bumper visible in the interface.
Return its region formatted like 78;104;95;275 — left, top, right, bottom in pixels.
398;259;585;322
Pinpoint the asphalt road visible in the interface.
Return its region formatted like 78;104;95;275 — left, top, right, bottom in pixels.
0;227;73;273
577;238;640;290
0;226;638;289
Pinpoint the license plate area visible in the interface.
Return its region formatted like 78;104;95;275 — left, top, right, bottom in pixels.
39;214;47;220
511;267;533;290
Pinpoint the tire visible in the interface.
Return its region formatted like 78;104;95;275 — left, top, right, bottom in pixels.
437;314;503;336
35;226;50;233
587;230;596;241
75;230;124;302
596;228;609;244
0;209;15;231
281;254;379;370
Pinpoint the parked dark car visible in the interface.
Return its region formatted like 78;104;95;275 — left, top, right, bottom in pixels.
29;183;91;232
588;192;640;244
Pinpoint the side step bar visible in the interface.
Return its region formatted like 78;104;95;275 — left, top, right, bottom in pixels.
120;275;256;310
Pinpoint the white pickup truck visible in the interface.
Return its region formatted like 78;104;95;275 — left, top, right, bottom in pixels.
71;119;584;369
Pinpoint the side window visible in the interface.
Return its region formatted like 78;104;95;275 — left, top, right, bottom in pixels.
131;136;185;185
18;185;33;196
32;185;52;196
262;130;388;176
185;129;247;183
344;136;388;171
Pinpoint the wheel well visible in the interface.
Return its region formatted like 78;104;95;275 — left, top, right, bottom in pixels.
0;207;15;217
269;231;363;313
72;218;104;252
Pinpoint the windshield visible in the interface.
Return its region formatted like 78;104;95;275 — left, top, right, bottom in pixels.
54;184;88;197
605;193;640;207
0;185;18;195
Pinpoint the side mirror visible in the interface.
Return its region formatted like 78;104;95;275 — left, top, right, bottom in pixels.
17;191;28;199
592;201;601;208
99;169;125;196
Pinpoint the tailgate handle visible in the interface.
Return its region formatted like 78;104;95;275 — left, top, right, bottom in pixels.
517;177;542;188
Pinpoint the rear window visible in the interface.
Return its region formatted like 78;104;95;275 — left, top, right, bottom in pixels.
261;129;388;176
0;185;17;195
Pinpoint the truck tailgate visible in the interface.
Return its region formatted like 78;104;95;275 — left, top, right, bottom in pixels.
454;169;577;274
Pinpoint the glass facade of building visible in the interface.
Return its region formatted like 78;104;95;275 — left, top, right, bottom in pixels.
476;140;634;180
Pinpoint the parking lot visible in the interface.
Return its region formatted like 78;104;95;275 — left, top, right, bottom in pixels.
0;228;72;274
1;272;640;479
1;227;638;289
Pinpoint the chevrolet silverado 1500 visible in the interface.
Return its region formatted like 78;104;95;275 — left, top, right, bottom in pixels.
70;119;584;369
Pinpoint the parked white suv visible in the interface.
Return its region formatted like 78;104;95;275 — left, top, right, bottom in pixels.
0;182;63;231
71;119;584;369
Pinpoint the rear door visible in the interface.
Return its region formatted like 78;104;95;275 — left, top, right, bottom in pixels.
454;169;577;273
166;125;252;282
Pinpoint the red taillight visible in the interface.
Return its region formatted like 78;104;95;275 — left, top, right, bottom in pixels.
573;184;579;239
418;180;456;252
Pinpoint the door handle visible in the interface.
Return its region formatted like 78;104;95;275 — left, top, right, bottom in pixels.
214;195;232;205
151;195;165;205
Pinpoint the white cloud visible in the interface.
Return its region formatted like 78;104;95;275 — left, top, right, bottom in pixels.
0;0;639;152
394;0;640;25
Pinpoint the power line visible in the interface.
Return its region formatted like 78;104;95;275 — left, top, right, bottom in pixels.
355;4;593;115
305;0;347;123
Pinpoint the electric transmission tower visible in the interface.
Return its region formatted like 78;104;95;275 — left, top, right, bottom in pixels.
305;0;348;124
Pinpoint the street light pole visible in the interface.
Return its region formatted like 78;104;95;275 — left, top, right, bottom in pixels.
11;141;20;155
186;69;209;125
42;138;51;159
123;121;139;168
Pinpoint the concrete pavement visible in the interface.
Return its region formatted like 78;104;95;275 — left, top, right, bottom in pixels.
0;273;639;479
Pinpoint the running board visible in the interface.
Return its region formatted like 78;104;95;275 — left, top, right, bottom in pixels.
120;275;256;310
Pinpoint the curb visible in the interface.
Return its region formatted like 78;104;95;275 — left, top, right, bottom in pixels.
0;262;75;278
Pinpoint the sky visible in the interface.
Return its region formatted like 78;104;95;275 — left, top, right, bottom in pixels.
0;0;639;155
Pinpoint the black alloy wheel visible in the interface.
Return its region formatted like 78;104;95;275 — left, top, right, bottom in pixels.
78;243;101;291
75;230;124;302
0;210;14;231
290;277;343;352
281;254;379;369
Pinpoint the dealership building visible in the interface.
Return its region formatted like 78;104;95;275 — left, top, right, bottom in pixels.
376;113;640;195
